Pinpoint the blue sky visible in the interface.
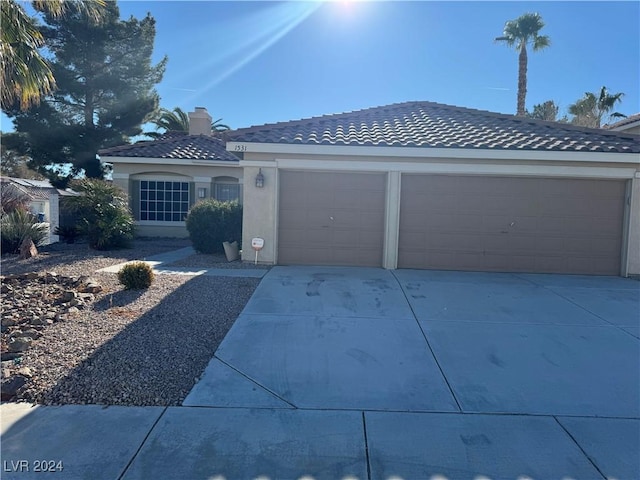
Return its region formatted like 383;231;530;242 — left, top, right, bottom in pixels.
2;1;639;132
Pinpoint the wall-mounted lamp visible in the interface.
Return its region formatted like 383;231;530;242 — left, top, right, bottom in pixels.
197;187;207;198
255;168;265;188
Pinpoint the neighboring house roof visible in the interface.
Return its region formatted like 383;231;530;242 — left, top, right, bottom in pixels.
228;101;640;153
0;176;65;200
605;113;640;131
98;133;240;161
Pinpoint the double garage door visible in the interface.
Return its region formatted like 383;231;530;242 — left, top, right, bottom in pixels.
278;171;625;275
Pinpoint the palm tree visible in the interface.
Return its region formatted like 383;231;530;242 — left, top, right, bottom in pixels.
212;118;230;132
568;86;626;128
496;12;550;116
147;107;191;138
146;107;231;138
0;0;105;111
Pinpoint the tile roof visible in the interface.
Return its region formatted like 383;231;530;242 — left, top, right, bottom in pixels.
0;177;62;200
605;113;640;130
98;133;240;161
228;101;640;154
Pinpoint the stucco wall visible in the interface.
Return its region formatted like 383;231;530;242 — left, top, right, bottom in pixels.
110;161;242;239
627;177;640;276
241;165;277;264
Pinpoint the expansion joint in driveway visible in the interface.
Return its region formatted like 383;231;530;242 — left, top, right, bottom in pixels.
215;355;298;409
390;271;463;412
552;416;607;480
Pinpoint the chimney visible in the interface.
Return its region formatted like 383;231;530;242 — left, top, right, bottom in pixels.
188;107;212;135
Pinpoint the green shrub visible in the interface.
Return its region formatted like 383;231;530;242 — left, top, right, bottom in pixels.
117;261;155;290
1;210;49;254
186;200;242;254
65;179;134;250
54;225;81;244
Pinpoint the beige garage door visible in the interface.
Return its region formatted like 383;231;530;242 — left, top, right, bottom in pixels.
278;171;386;266
399;175;625;275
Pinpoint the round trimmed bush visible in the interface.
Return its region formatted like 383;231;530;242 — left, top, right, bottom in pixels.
117;261;155;290
186;200;242;254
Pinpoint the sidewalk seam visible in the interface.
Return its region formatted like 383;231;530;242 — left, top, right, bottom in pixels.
362;411;372;480
117;406;168;480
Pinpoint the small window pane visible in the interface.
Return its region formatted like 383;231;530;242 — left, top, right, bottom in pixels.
181;191;188;202
149;181;156;189
141;181;148;189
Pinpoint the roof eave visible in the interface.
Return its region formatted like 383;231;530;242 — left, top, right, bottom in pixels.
101;156;240;166
226;141;640;165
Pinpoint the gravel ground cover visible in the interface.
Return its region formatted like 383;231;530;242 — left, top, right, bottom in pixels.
1;238;261;406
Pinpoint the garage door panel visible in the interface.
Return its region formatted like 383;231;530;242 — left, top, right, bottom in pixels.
278;171;385;267
399;175;624;275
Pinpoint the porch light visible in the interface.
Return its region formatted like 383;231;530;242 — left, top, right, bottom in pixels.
255;169;265;188
197;187;207;198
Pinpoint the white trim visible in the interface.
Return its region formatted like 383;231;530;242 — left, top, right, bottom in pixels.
112;173;129;179
239;160;277;168
273;159;637;179
132;173;191;181
193;176;211;182
635;172;640;178
105;156;240;167
610;120;640;131
136;221;186;227
228;142;640;164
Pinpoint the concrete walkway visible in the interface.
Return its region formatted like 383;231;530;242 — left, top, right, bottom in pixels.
96;246;268;278
2;267;639;479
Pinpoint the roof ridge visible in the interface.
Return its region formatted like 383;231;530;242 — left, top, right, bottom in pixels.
229;100;640;142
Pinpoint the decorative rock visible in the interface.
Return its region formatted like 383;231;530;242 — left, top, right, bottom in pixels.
17;367;33;378
61;290;77;302
66;306;80;315
8;336;33;352
30;317;53;327
1;375;28;400
19;238;38;259
0;352;22;361
14;328;42;340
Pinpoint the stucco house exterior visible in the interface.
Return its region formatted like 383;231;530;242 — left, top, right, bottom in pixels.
0;176;69;245
103;102;640;277
100;108;242;238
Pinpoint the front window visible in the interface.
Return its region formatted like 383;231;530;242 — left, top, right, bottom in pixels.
214;183;241;203
140;181;189;221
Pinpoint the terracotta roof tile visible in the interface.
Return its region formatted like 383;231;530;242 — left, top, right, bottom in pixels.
98;133;239;161
228;101;640;154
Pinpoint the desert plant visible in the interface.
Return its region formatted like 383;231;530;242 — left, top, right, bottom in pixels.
64;179;134;250
1;209;49;253
117;261;155;290
54;224;81;244
186;199;242;254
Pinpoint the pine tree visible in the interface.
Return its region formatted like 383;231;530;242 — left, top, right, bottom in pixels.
4;1;166;180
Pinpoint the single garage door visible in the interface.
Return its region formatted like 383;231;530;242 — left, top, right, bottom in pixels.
278;171;386;266
398;175;625;275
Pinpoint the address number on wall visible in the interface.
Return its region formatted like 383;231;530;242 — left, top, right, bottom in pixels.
233;144;247;152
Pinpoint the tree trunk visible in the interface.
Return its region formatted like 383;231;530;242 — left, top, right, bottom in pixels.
517;45;528;116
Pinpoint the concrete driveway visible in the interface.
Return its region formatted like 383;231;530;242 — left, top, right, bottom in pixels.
3;266;639;479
